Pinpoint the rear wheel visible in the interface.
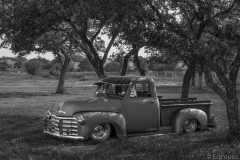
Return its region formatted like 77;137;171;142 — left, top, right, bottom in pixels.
91;124;111;141
183;119;198;133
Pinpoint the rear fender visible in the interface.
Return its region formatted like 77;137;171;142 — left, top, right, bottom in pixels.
75;112;126;140
171;108;208;134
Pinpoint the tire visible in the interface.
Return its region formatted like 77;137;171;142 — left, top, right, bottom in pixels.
91;124;111;141
183;118;198;133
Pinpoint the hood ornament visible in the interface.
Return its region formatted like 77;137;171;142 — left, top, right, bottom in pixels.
56;110;66;115
56;101;66;115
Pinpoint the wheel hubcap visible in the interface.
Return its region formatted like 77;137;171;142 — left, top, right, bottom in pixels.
92;125;108;139
184;119;197;132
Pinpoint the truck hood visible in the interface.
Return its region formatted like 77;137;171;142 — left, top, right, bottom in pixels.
56;96;122;116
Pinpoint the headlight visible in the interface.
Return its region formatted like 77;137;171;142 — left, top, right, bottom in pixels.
43;111;52;119
73;114;84;124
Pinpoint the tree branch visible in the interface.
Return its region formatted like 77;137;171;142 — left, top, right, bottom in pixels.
120;49;135;76
214;0;237;18
204;69;227;102
144;0;162;21
56;51;64;66
90;21;105;42
202;57;230;87
101;33;118;64
66;19;83;37
196;19;209;40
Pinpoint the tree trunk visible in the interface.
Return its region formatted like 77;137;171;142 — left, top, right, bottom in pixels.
120;49;134;76
95;63;106;79
56;52;70;94
191;71;195;86
204;69;240;139
181;61;195;98
198;71;203;90
84;51;106;79
134;55;145;76
133;44;145;76
226;97;240;138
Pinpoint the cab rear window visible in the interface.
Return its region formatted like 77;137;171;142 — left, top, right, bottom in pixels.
135;83;152;97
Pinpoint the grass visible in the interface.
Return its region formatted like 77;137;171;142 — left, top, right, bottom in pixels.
0;74;240;159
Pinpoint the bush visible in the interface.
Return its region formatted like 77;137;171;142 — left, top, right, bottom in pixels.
104;61;121;72
68;62;75;72
51;63;62;71
42;63;52;70
24;59;42;75
40;70;51;78
49;68;60;77
0;63;7;71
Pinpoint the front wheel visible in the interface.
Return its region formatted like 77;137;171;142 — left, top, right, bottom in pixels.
183;119;198;133
91;124;111;141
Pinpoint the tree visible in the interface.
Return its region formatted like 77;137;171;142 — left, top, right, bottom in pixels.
14;57;27;69
144;0;240;138
24;59;42;75
37;57;50;70
181;60;195;98
33;29;78;94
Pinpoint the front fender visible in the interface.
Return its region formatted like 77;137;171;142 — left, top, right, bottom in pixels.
75;112;126;140
171;108;208;134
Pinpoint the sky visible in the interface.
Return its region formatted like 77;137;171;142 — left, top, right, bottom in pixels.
0;48;55;60
0;47;146;60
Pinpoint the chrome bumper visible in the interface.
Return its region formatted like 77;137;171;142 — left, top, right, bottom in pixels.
43;112;84;140
43;130;84;140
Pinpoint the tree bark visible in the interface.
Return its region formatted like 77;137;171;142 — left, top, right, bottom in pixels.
181;61;195;98
56;51;70;94
226;96;240;138
133;44;145;76
191;71;196;86
94;62;106;79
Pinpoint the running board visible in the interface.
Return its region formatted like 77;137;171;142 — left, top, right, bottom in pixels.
127;126;175;138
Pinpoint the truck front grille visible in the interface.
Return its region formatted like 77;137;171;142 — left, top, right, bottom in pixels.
44;115;78;136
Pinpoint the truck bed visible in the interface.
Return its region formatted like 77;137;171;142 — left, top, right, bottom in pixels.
158;97;212;126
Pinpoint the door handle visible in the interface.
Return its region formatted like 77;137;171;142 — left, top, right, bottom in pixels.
149;101;156;103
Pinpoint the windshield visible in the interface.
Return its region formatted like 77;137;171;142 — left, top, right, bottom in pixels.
95;83;129;98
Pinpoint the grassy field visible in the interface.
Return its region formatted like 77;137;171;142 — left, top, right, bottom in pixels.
0;74;240;160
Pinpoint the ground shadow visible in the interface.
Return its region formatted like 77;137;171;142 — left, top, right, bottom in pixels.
0;114;97;147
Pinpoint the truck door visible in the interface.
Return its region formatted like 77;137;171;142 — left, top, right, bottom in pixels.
125;82;159;133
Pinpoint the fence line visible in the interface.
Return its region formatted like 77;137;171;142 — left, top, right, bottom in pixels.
2;70;240;85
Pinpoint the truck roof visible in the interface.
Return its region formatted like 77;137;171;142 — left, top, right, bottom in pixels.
95;76;153;85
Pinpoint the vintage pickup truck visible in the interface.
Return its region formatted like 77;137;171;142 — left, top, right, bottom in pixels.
43;76;215;141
